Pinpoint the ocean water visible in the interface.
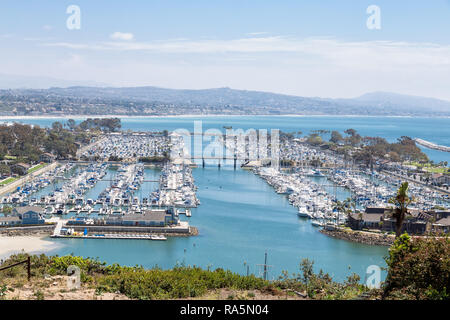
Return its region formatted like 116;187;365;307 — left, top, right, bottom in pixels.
3;115;449;282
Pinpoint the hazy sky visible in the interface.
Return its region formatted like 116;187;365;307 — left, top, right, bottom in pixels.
1;0;450;99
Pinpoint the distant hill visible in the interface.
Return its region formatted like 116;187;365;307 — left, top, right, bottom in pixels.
0;85;449;116
352;91;450;113
0;74;107;89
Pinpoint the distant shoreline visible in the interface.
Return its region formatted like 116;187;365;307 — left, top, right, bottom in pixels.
1;114;450;120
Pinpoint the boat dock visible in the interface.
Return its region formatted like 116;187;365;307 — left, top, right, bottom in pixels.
51;233;167;241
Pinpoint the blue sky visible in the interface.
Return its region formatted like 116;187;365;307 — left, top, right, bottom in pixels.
1;0;450;99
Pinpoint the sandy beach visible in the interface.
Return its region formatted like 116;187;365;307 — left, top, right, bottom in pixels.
0;235;59;260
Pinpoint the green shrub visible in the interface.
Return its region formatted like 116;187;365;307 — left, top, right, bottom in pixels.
384;233;450;300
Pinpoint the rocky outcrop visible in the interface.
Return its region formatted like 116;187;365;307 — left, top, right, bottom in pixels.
320;228;394;246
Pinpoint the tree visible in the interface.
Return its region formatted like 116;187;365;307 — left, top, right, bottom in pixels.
78;118;121;132
67;119;77;131
343;197;356;213
1;205;12;215
51;122;63;133
300;258;314;291
333;200;345;225
352;147;375;170
329;131;343;144
388;151;401;163
0;163;10;176
0;144;6;159
344;129;362;147
311;129;330;139
333;198;355;224
344;128;357;137
388;182;414;238
306;133;322;146
383;234;450;300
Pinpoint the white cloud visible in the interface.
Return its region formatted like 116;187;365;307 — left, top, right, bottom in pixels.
110;32;134;41
43;35;450;60
43;36;450;71
246;32;269;36
26;35;450;100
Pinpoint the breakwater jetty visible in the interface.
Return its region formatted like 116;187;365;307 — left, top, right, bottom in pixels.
414;138;450;152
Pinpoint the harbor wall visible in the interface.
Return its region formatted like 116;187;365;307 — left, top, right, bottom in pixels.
414;138;450;152
0;224;56;236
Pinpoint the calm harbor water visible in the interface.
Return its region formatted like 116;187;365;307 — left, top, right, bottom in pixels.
47;166;388;282
3;115;449;282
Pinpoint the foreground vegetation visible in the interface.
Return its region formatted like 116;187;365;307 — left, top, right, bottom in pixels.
1;233;447;300
0;254;369;300
383;234;449;299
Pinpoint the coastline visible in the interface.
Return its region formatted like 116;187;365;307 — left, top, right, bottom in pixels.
0;235;61;260
1;114;450;120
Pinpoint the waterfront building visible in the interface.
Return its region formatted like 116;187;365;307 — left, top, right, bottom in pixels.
11;163;30;175
69;208;179;227
348;207;386;230
431;210;450;233
430;173;450;187
39;152;56;163
0;216;21;226
347;207;448;234
122;210;174;227
13;206;45;225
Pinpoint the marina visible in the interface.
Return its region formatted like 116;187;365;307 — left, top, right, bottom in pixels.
1;1;450;302
0;116;448;281
46;166;389;282
79;132;171;161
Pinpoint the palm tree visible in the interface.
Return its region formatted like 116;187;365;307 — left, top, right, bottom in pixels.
343;197;356;213
333;200;344;225
333;197;355;226
388;182;414;238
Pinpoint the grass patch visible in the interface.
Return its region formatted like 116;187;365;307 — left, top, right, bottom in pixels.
28;163;46;174
404;161;448;174
0;177;18;186
423;167;447;174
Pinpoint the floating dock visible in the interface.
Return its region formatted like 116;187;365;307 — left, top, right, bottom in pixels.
51;233;167;240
